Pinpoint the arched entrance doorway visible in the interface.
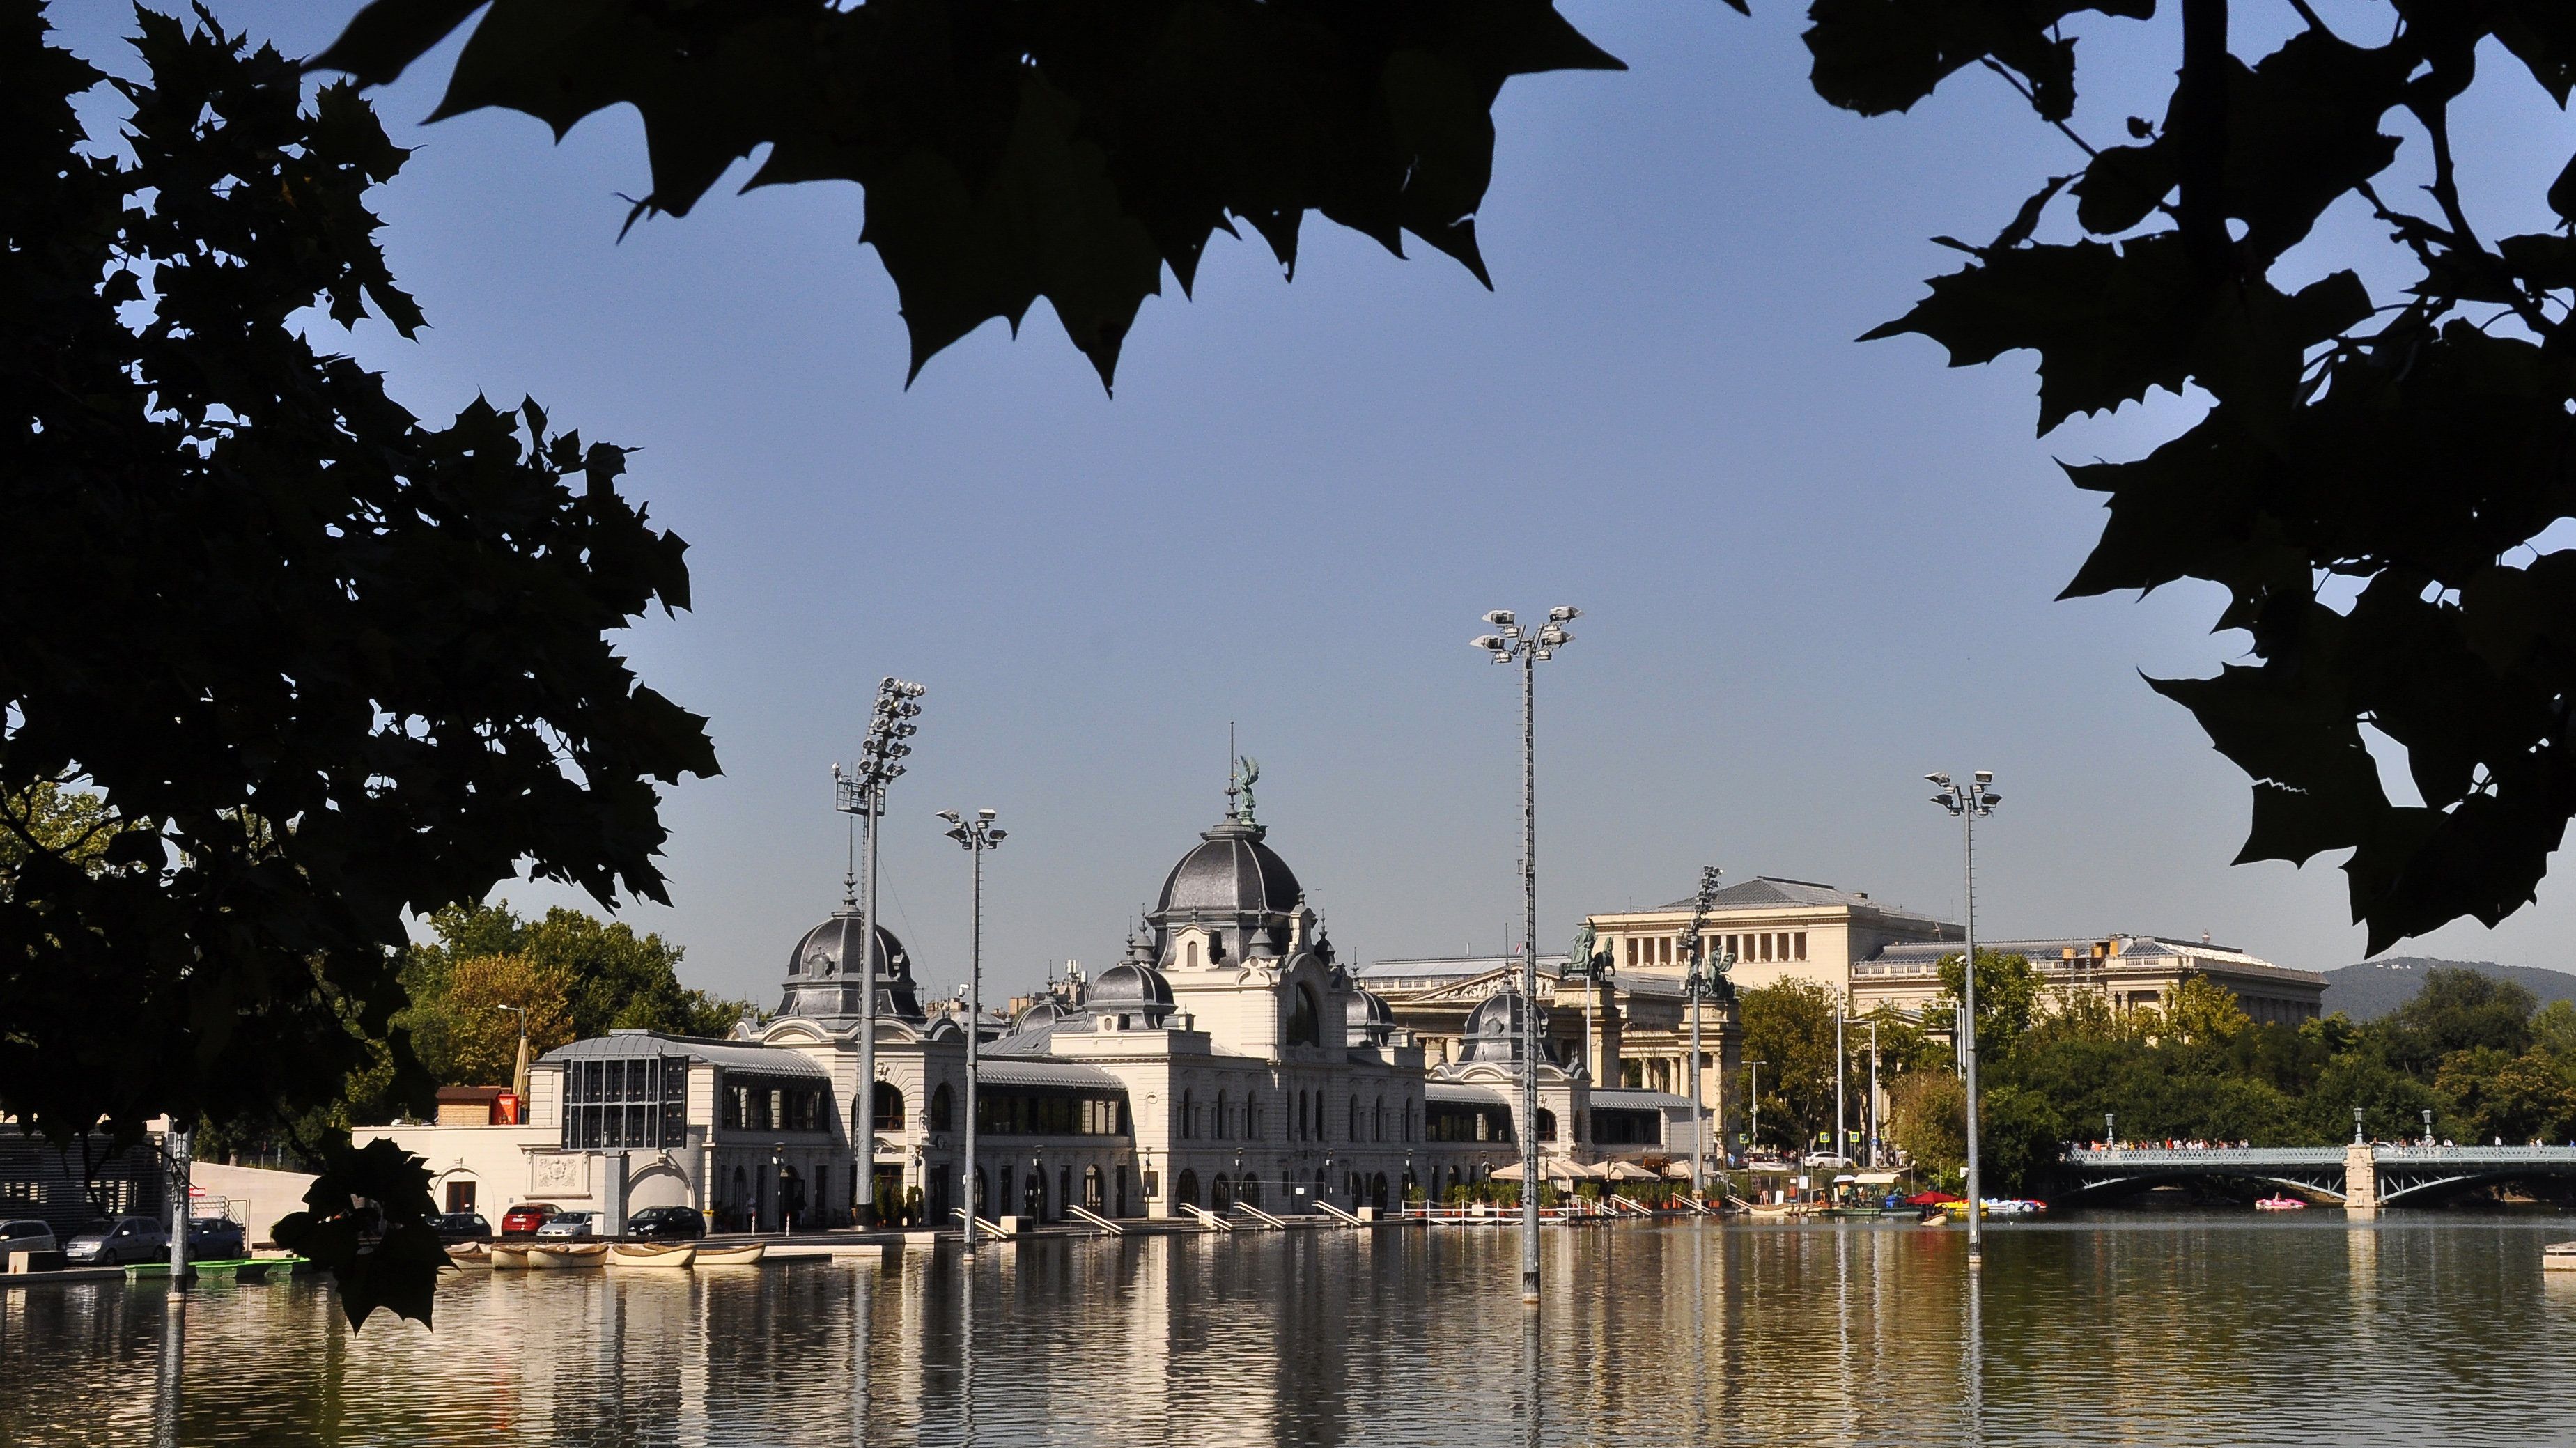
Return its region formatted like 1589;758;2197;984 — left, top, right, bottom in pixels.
1211;1174;1233;1209
1023;1167;1046;1221
1177;1169;1200;1208
1083;1165;1104;1212
1371;1173;1389;1213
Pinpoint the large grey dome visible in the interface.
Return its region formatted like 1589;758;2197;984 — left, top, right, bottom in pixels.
778;910;923;1022
1156;818;1301;916
1346;987;1395;1032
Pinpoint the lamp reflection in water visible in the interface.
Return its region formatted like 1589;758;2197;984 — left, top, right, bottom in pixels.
155;1293;183;1448
852;1251;873;1448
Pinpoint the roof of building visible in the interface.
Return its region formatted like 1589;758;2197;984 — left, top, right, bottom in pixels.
1597;876;1949;924
1156;817;1303;917
539;1030;831;1079
1355;955;1571;983
1866;935;2324;984
1425;1082;1512;1105
973;1059;1127;1091
434;1086;508;1104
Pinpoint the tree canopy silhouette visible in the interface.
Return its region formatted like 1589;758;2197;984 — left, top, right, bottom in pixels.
0;0;716;1291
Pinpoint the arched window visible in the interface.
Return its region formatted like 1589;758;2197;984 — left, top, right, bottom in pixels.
1286;985;1321;1047
1536;1108;1558;1142
1349;1096;1361;1141
1186;938;1201;968
1246;1092;1262;1139
1181;1089;1195;1139
1373;1096;1386;1142
1215;1090;1229;1139
1082;1165;1103;1210
1295;1092;1307;1140
929;1084;954;1131
871;1082;905;1130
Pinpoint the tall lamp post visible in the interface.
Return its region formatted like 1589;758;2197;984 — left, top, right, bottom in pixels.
1473;605;1581;1307
838;677;927;1227
1677;866;1731;1201
938;809;1005;1258
1927;768;2001;1261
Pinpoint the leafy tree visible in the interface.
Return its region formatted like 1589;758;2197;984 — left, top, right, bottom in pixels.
2159;974;2253;1048
1737;979;1840;1151
2381;967;2537;1071
2433;1047;2576;1145
1930;949;2044;1054
3;10;715;1322
1888;1069;1966;1184
2533;999;2576;1059
424;954;576;1087
1978;1084;2068;1196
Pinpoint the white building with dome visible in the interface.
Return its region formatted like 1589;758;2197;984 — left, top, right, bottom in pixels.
362;787;1629;1230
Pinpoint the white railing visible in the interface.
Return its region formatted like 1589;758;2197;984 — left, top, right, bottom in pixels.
1064;1203;1124;1236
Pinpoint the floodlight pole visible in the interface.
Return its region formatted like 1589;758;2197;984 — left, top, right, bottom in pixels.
940;809;1004;1258
1473;606;1581;1307
1927;769;2001;1263
843;678;926;1229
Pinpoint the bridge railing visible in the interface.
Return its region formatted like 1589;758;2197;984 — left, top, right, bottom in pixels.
2064;1148;2344;1168
2374;1144;2576;1163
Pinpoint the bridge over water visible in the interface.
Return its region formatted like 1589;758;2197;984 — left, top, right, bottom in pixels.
2061;1143;2576;1210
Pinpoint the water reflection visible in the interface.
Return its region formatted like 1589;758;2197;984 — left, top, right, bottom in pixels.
4;1217;2574;1447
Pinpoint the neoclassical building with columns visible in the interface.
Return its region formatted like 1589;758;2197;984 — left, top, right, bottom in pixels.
365;788;1656;1229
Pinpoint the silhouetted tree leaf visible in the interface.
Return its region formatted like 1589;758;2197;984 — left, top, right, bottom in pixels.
316;0;1624;390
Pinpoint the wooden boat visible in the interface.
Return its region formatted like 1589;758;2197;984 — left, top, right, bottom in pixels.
489;1243;531;1270
525;1243;609;1270
446;1243;494;1268
2254;1196;2307;1212
607;1243;696;1269
2543;1241;2576;1272
691;1242;766;1267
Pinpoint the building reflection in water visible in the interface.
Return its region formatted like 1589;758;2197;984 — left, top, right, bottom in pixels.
13;1222;2576;1447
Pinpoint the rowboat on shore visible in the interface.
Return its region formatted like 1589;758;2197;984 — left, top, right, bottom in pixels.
607;1243;696;1269
527;1243;609;1270
446;1243;494;1268
692;1243;766;1267
489;1244;531;1270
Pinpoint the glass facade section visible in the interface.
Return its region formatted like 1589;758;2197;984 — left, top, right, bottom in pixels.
562;1054;689;1150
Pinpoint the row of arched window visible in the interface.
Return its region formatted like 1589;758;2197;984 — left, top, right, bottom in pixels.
1175;1087;1415;1142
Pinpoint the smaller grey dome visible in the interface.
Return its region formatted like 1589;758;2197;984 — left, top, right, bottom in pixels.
1460;989;1553;1066
1345;988;1395;1031
1088;962;1174;1009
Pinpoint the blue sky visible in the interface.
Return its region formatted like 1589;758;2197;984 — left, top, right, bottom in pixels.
51;1;2576;1005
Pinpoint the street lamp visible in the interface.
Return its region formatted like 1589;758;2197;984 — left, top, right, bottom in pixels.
2421;1108;2435;1147
939;808;1006;1257
1473;605;1581;1307
1676;866;1732;1201
1927;768;2000;1263
837;676;927;1229
2105;1112;2116;1151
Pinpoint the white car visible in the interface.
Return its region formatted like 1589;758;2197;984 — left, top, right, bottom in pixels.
534;1211;596;1240
0;1220;59;1260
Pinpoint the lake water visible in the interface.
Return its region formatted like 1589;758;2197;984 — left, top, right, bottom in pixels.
5;1215;2573;1447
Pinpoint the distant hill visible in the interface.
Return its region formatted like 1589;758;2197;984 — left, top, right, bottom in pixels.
2321;957;2576;1021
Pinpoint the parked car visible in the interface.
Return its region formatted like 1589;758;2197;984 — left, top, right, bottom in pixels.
499;1203;559;1236
534;1211;596;1240
625;1206;706;1242
433;1213;493;1245
0;1219;59;1260
63;1217;169;1266
184;1217;246;1261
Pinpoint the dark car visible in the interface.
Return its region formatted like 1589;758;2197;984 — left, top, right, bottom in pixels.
184;1217;246;1261
432;1212;492;1245
625;1206;706;1242
498;1203;558;1236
